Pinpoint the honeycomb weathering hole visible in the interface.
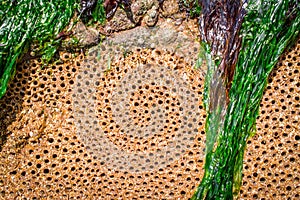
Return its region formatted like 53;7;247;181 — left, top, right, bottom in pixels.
73;48;206;173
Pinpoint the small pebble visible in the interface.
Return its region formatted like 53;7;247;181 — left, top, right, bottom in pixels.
137;38;144;45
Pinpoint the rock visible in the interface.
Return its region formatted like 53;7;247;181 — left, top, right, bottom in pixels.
143;6;159;27
161;0;180;17
62;21;100;49
104;8;136;33
74;22;100;47
104;0;154;32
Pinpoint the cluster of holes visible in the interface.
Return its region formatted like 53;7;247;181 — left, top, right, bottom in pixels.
0;51;88;199
240;39;300;199
0;25;207;199
106;84;183;152
91;50;204;153
73;47;206;174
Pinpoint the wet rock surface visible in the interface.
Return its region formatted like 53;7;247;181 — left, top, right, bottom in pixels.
103;0;184;32
64;0;191;50
60;21;101;50
98;18;201;70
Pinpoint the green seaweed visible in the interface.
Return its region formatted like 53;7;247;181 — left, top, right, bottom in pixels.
192;0;300;199
91;0;106;24
79;0;106;24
